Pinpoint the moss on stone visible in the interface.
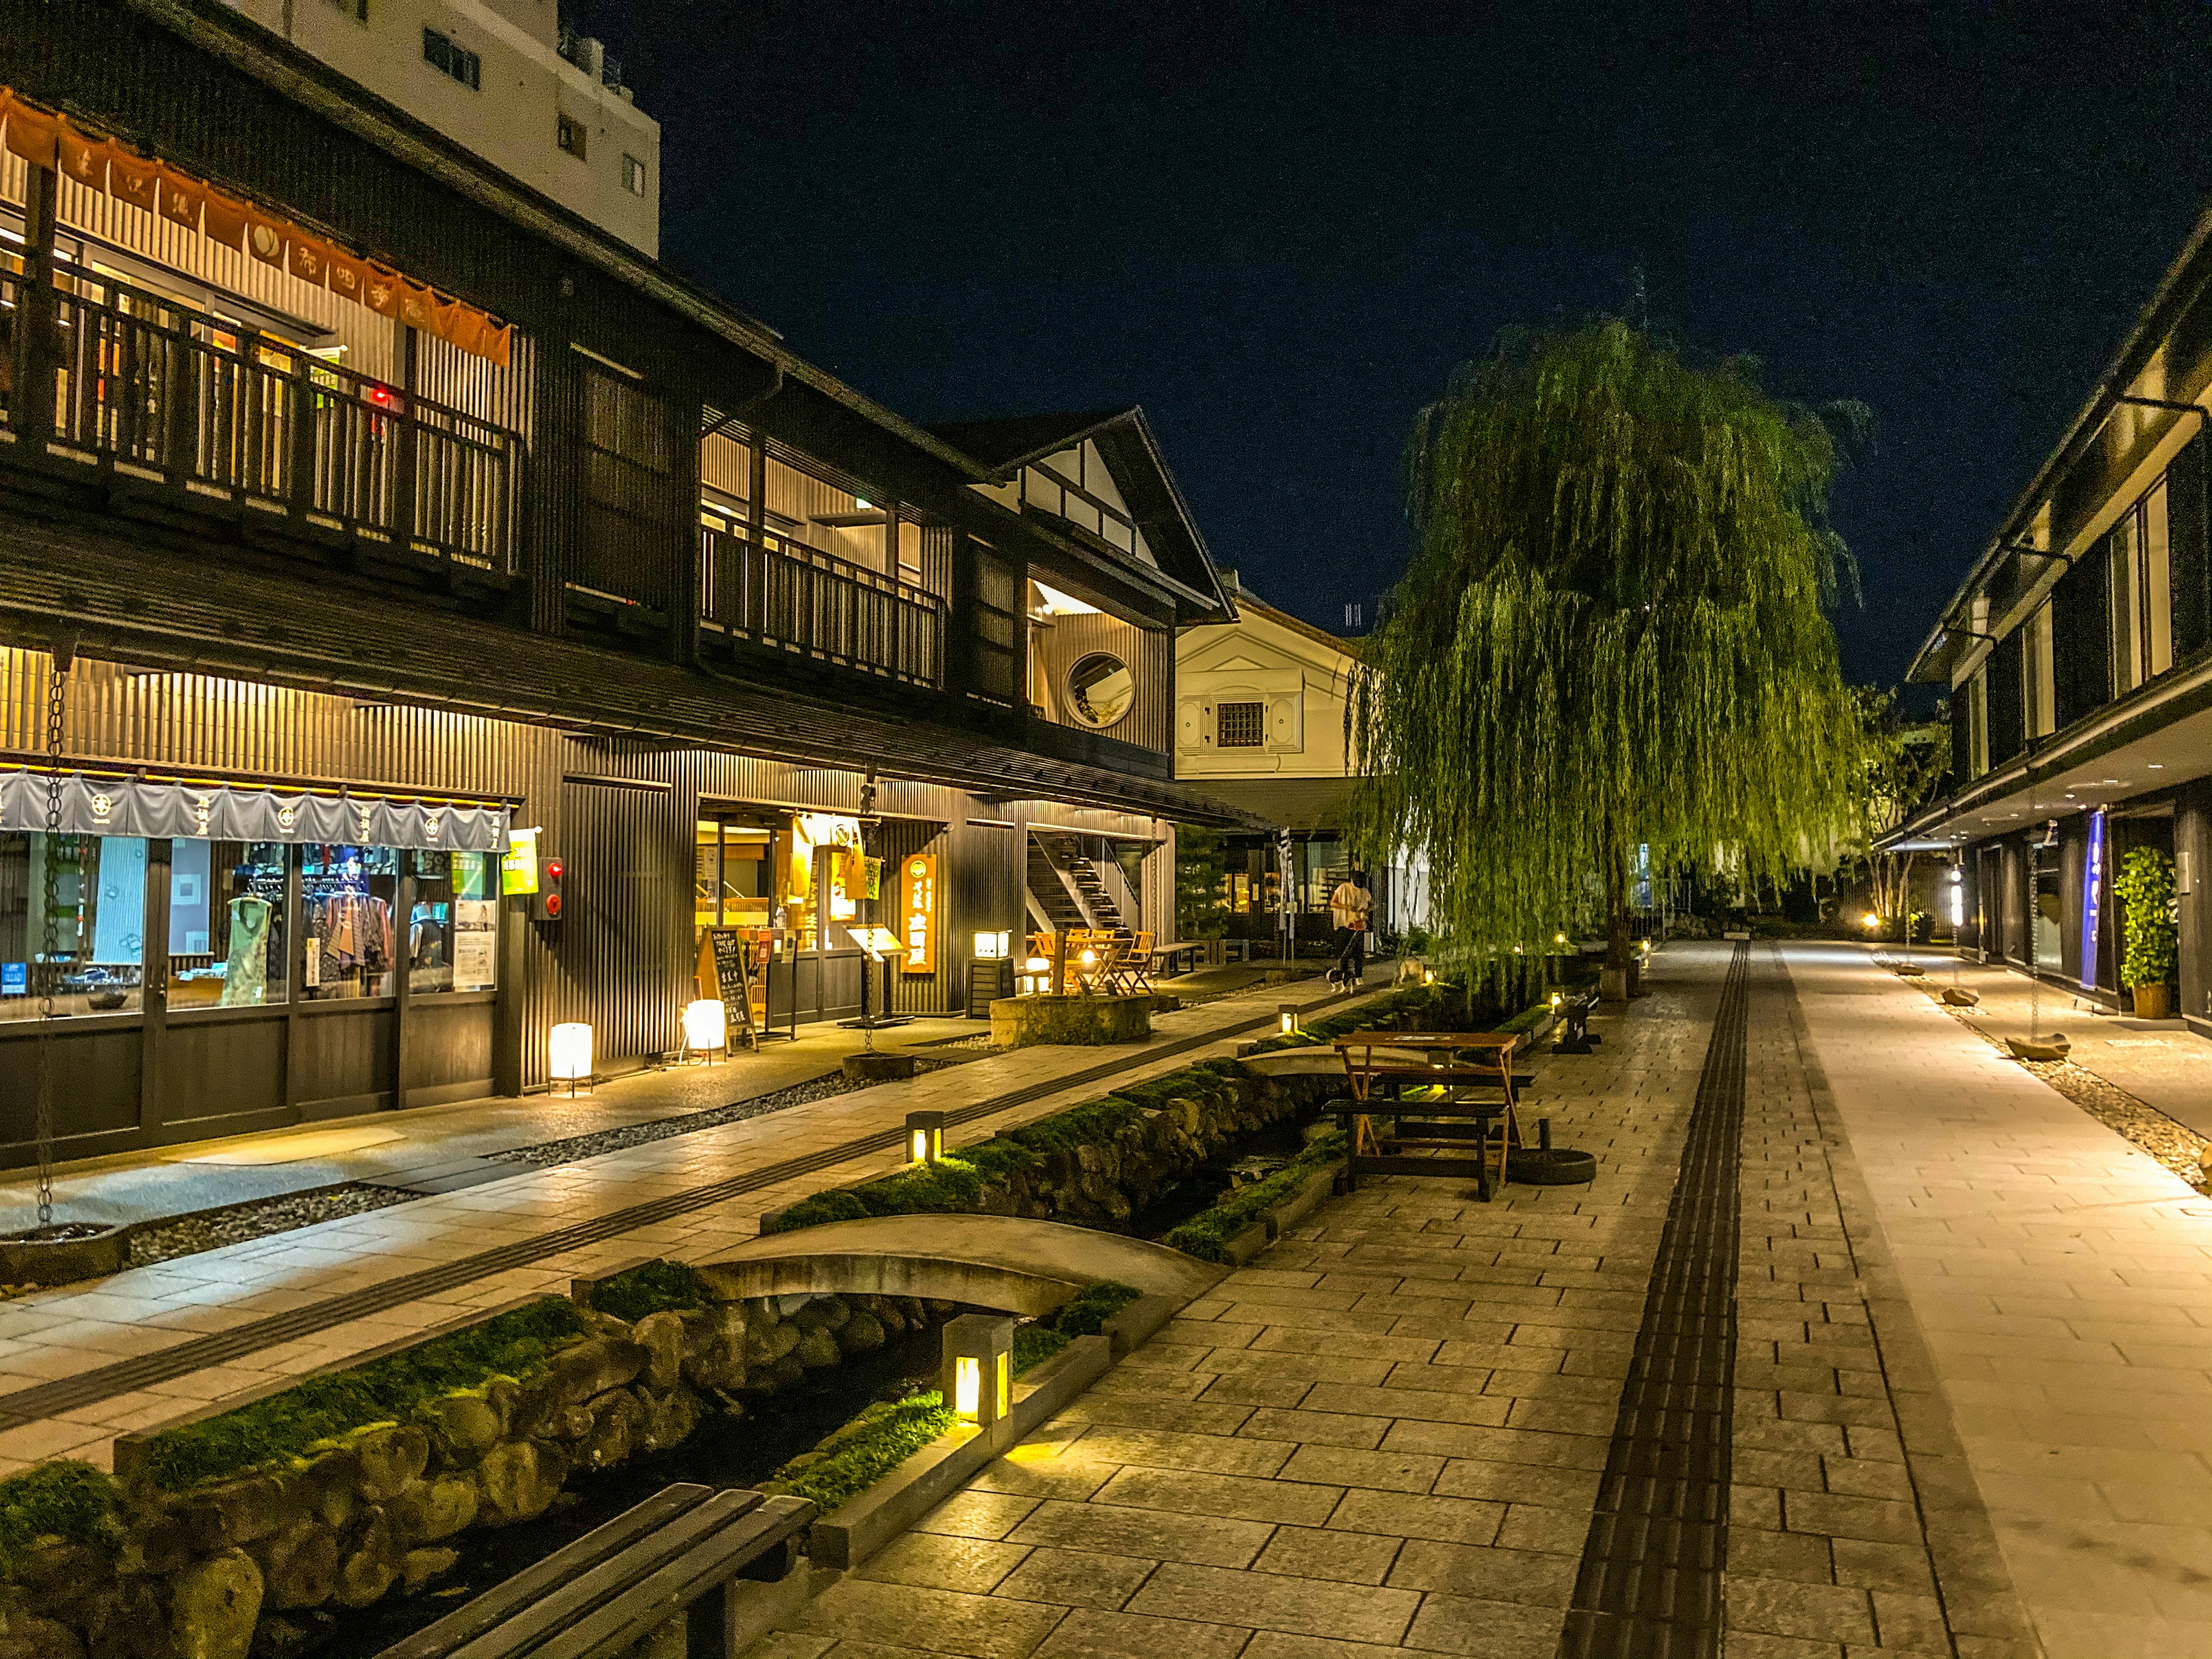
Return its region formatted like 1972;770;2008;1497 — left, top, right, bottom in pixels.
760;1392;956;1516
0;1460;118;1570
591;1259;707;1323
1164;1132;1349;1262
140;1297;592;1491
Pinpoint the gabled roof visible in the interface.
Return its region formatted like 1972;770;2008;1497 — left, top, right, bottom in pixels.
929;407;1236;622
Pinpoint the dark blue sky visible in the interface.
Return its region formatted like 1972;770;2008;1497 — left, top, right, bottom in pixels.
573;0;2212;686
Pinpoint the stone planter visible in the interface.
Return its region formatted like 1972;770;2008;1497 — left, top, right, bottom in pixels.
989;994;1152;1048
843;1052;919;1083
2132;983;2173;1019
0;1221;130;1287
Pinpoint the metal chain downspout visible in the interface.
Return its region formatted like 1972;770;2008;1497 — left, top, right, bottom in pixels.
33;650;70;1230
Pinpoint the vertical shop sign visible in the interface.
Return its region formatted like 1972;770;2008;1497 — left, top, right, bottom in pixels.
502;826;540;896
903;854;937;974
2081;809;2106;993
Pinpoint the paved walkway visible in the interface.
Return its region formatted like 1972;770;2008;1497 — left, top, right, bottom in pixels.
752;942;2070;1659
0;975;1361;1476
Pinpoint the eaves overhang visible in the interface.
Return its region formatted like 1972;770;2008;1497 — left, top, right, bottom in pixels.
1885;648;2212;849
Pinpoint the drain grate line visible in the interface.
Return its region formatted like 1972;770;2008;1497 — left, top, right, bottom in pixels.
0;997;1323;1430
1558;941;1750;1659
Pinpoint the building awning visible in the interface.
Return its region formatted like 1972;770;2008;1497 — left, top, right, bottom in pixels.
1194;777;1356;836
0;768;510;850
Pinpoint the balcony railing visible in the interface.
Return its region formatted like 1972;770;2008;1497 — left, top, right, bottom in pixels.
700;520;944;687
1;253;519;573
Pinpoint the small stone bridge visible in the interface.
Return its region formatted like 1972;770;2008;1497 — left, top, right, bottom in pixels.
698;1214;1226;1316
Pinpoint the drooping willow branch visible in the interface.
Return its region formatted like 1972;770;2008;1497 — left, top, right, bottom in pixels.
1348;320;1874;979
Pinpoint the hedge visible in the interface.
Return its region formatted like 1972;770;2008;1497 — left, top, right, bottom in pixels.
760;1391;956;1516
590;1259;707;1323
138;1297;592;1491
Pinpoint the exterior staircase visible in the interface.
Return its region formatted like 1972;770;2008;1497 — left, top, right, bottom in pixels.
1027;832;1127;934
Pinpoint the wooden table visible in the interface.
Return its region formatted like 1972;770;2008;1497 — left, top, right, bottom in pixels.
1331;1032;1527;1200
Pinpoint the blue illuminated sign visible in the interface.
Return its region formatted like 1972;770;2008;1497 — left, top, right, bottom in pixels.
2082;810;2106;993
0;963;24;998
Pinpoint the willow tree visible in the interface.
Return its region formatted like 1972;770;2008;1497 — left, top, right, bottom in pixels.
1349;320;1871;997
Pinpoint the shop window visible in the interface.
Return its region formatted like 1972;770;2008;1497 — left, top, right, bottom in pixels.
789;813;862;952
0;833;146;1020
408;850;498;994
169;841;286;1009
696;820;778;942
1216;701;1264;748
304;845;398;999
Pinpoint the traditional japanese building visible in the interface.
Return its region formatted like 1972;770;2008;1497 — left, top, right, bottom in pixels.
0;0;1250;1167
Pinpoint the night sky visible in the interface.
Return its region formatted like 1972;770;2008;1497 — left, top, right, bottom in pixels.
570;1;2212;688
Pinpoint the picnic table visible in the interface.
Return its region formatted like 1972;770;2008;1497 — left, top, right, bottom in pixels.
1330;1031;1529;1200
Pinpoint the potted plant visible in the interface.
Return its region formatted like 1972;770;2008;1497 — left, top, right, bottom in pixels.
2116;847;2177;1019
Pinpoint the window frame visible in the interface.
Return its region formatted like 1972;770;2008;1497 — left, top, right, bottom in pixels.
1215;700;1266;749
423;28;483;90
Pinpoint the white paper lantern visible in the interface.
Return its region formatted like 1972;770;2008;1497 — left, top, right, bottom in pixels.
550;1022;594;1093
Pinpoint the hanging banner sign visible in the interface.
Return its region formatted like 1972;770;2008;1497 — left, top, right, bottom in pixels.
2081;809;2106;993
0;770;509;851
902;853;937;974
502;825;541;896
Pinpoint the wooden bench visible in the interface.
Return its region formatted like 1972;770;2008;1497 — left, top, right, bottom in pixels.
378;1482;813;1659
1554;988;1603;1054
1330;1032;1530;1201
1149;938;1205;979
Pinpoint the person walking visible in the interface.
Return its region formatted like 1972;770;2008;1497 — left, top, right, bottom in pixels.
1328;869;1374;988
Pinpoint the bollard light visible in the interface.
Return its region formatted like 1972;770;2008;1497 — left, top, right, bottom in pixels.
1279;1003;1298;1036
1862;911;1880;930
550;1022;594;1096
906;1109;946;1165
942;1313;1015;1431
682;998;726;1062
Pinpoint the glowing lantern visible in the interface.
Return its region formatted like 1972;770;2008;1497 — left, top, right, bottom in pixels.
550;1022;593;1096
907;1109;945;1165
682;998;726;1060
942;1313;1015;1435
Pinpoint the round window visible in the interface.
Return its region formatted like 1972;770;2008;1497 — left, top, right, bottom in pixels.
1066;652;1135;730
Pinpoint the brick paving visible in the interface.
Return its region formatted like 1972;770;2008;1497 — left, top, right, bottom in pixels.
753;942;2056;1659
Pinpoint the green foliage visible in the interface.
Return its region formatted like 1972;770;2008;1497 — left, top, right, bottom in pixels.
0;1461;119;1569
762;1392;955;1516
141;1298;590;1490
590;1259;706;1323
1175;824;1230;940
2117;847;2178;990
1165;1132;1347;1262
1012;1326;1069;1377
1349;320;1873;982
1047;1279;1143;1336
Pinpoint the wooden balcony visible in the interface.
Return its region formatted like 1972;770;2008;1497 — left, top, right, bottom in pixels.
1;251;520;573
699;518;944;688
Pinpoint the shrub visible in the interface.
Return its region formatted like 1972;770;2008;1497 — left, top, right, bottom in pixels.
1048;1279;1143;1336
761;1392;955;1516
591;1259;706;1323
2117;847;2178;990
0;1461;119;1569
1012;1326;1069;1377
1164;1132;1347;1263
141;1297;591;1490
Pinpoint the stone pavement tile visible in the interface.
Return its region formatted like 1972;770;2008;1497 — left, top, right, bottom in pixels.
857;1533;1032;1595
1067;1428;1291;1479
1090;1465;1340;1527
991;1547;1157;1611
1381;1420;1611;1470
1726;1574;1877;1646
1005;1499;1273;1568
1252;1524;1403;1585
1730;1525;1834;1585
1828;1537;1937;1596
1126;1560;1422;1645
1384;1539;1577;1607
1277;1443;1445;1494
1157;1319;1263;1350
1819;1456;1915;1502
1060;1395;1254;1437
1207;1350;1395;1389
1326;1486;1506;1546
973;1456;1120;1503
1868;1589;1954;1656
737;1634;835;1659
1245;1324;1440;1359
1493;1502;1589;1555
1088;1368;1213;1404
1031;1605;1252;1659
1196;1372;1321;1409
1234;1407;1388;1450
1301;1383;1509;1428
1401;1590;1566;1657
2022;1608;2212;1659
914;1491;1043;1542
788;1578;1067;1659
1430;1457;1600;1509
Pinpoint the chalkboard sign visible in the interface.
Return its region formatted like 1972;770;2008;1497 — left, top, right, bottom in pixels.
698;927;759;1049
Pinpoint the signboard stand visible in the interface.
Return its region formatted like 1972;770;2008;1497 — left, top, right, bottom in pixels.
698;928;794;1052
839;925;911;1044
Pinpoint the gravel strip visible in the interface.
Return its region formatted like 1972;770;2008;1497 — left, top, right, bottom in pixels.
1921;984;2211;1194
485;1071;857;1168
130;1183;416;1268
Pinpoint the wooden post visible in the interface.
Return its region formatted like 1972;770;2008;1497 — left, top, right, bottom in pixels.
14;164;61;444
140;839;171;1142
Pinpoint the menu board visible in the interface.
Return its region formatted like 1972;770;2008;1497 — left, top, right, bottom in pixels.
698;927;762;1046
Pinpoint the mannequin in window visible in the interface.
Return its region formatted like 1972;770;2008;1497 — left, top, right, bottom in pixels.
219;890;273;1007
